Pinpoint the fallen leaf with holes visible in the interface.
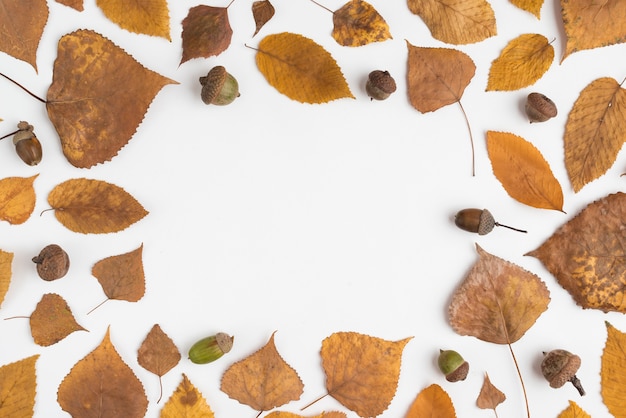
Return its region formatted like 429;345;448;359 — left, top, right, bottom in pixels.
564;77;626;192
252;0;275;36
30;293;86;346
527;193;626;313
557;400;591;418
476;373;506;412
0;249;13;308
96;0;170;39
161;374;214;418
332;0;391;47
320;332;412;417
561;0;626;61
405;384;455;418
486;131;564;211
265;413;347;418
509;0;543;18
58;327;148;417
181;4;232;64
486;34;554;91
221;332;304;412
0;175;38;225
137;324;181;403
407;0;496;44
47;178;148;233
55;0;84;10
0;355;39;418
601;322;626;417
255;32;354;103
46;29;177;168
0;0;48;71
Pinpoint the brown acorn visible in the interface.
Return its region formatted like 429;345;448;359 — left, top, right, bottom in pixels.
12;121;42;166
366;70;396;101
199;66;240;105
454;208;527;235
541;349;585;396
525;93;557;123
32;244;70;281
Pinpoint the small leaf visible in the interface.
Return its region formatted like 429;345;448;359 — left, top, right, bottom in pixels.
509;0;544;18
332;0;392;47
0;0;48;71
95;0;170;40
55;0;84;11
265;413;347;418
0;355;39;418
557;400;591;418
137;324;181;403
92;244;145;309
252;0;275;37
405;384;456;418
601;322;626;417
180;5;232;64
30;293;87;346
0;175;38;225
476;373;506;411
0;249;13;308
160;374;215;418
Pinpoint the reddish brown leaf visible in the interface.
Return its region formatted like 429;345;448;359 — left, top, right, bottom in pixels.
0;0;48;71
137;324;181;403
55;0;84;11
91;244;145;310
0;355;39;418
180;5;232;64
30;293;86;346
252;0;275;37
0;249;13;308
476;373;506;411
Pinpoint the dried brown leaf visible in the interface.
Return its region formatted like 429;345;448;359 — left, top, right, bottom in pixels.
405;384;456;418
332;0;391;47
91;244;145;309
252;0;275;37
55;0;84;11
181;5;232;64
160;374;215;418
0;249;13;308
0;0;48;71
476;373;506;411
0;355;39;418
0;175;38;225
265;413;347;418
96;0;170;39
137;324;181;403
30;293;86;346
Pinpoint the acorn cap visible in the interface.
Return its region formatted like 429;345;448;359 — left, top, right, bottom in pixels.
477;209;495;235
541;349;581;388
199;66;239;105
526;92;557;123
366;70;397;100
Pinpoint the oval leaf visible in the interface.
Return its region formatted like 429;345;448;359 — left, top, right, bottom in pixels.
0;249;13;308
0;175;38;225
181;5;232;64
332;0;392;47
0;355;39;418
30;293;87;346
601;322;626;417
557;400;591;418
252;0;275;37
405;384;456;418
255;32;354;103
92;244;145;306
96;0;171;40
0;0;48;71
161;374;215;418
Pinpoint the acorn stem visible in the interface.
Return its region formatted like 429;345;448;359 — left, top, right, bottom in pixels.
495;222;527;233
570;375;585;396
0;72;47;103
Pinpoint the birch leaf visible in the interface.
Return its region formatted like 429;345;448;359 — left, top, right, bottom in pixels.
509;0;543;18
137;324;181;403
30;293;86;346
0;355;39;418
332;0;391;47
160;374;214;418
557;400;591;418
601;322;626;417
476;373;506;411
181;5;232;64
405;384;456;418
0;0;48;71
0;175;38;225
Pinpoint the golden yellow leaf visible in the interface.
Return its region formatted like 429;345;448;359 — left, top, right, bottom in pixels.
255;32;354;103
0;249;13;308
321;332;412;417
30;293;86;346
0;0;48;71
564;77;626;192
557;400;591;418
405;384;456;418
602;322;626;417
509;0;543;18
486;131;564;211
265;412;347;418
0;355;39;418
486;34;554;91
96;0;170;39
47;178;148;234
332;0;391;47
407;0;496;45
476;373;506;411
0;175;38;225
160;374;214;418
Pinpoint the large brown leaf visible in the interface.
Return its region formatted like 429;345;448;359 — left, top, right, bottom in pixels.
527;193;626;313
180;5;232;64
564;77;626;192
0;355;39;418
601;322;626;417
96;0;170;39
30;293;86;346
137;324;181;403
0;249;13;308
0;175;38;225
332;0;392;47
46;29;177;168
405;384;455;418
161;374;215;418
0;0;48;71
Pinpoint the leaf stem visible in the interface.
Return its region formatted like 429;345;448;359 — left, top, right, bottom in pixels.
308;0;333;14
0;72;47;103
86;298;109;315
457;100;475;176
157;376;164;403
0;129;19;140
226;0;236;8
4;315;30;320
300;393;328;410
507;343;530;418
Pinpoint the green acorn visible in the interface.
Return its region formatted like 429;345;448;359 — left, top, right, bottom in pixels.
438;349;469;382
188;332;234;364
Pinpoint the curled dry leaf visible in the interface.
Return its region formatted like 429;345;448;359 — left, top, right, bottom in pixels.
0;249;13;308
95;0;171;40
30;293;87;347
486;131;564;211
557;400;591;418
252;0;275;36
137;324;181;403
0;354;39;418
181;5;232;64
320;332;412;417
265;412;347;418
527;193;626;313
47;178;148;234
332;0;392;47
255;32;354;103
0;0;48;71
601;322;626;417
161;374;215;418
476;373;506;411
55;0;84;11
405;384;456;418
509;0;543;18
486;34;554;91
0;175;38;225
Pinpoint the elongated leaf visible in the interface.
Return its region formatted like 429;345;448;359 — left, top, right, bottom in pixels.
252;0;275;36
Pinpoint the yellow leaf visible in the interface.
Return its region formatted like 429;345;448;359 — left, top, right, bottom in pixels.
407;0;496;45
486;34;554;91
602;322;626;417
0;249;13;308
96;0;170;40
557;400;591;418
0;355;39;418
564;77;626;192
0;175;38;225
332;0;392;47
255;32;354;103
265;412;347;418
486;131;564;211
160;374;214;418
405;384;456;418
509;0;544;18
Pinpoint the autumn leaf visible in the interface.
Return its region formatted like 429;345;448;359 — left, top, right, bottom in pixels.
255;32;354;103
0;0;48;71
96;0;170;40
180;4;232;64
161;374;215;418
407;0;496;45
509;0;543;18
0;355;39;418
221;332;304;412
0;175;38;225
486;131;564;211
486;34;554;91
252;0;275;37
55;0;84;11
30;293;86;346
46;29;177;168
0;249;13;308
47;178;148;234
58;327;148;418
557;400;591;418
527;193;626;313
332;0;392;47
561;0;626;61
563;77;626;192
476;373;506;412
601;322;626;417
265;412;347;418
137;324;181;403
405;384;456;418
319;332;412;417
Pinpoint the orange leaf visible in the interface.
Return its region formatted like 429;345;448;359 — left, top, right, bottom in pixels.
161;374;215;418
30;293;87;346
180;5;232;64
557;400;591;418
0;0;48;71
527;193;626;313
486;131;564;211
221;332;304;411
255;32;354;104
407;0;496;45
321;332;412;417
509;0;543;18
476;373;506;411
55;0;84;11
332;0;392;47
0;249;13;308
96;0;170;40
47;178;148;234
564;77;626;192
601;322;626;417
46;29;177;168
561;0;626;61
137;324;181;403
0;175;38;225
405;384;456;418
252;0;275;37
58;327;148;417
265;412;347;418
486;34;554;91
0;355;39;418
91;244;145;309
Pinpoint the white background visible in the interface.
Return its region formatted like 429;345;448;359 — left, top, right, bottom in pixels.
1;0;625;417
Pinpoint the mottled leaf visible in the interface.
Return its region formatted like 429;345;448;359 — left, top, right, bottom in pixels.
0;175;38;225
252;0;274;37
96;0;170;40
160;374;214;418
0;355;39;418
91;244;145;310
476;373;506;411
0;249;13;308
137;324;181;403
30;293;86;346
180;5;232;64
601;322;626;417
405;384;456;418
332;0;391;47
0;0;48;71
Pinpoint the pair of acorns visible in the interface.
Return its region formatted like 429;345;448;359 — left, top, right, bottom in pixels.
1;121;42;166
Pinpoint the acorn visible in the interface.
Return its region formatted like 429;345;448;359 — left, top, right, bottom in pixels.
525;92;557;123
541;349;585;396
454;208;527;235
12;121;42;166
366;70;396;101
32;244;70;281
199;66;240;105
438;349;469;382
188;332;234;364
